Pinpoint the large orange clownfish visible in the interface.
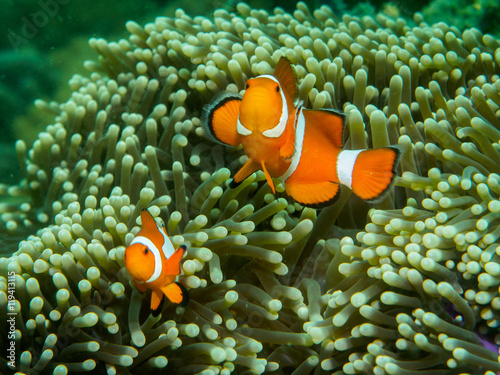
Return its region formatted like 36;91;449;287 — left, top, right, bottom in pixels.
202;57;400;207
125;209;188;316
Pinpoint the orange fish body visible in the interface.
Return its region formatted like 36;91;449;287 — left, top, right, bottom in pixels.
202;57;400;207
125;210;188;315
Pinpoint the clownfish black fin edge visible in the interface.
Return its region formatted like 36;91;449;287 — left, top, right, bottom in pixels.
286;180;340;208
151;294;165;317
201;91;242;146
302;108;345;148
176;282;189;307
229;178;242;189
358;146;402;204
296;182;343;209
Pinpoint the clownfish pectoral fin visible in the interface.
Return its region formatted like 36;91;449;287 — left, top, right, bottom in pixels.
273;57;298;101
201;92;242;146
302;108;345;148
260;162;276;194
164;244;186;276
151;289;165;316
161;282;189;306
348;147;401;202
134;280;147;293
285;181;340;207
230;159;260;187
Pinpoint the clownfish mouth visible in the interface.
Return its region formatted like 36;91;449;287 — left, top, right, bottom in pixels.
128;269;149;283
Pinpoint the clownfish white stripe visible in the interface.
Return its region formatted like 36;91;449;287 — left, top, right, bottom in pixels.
279;106;305;182
260;75;288;138
159;227;175;258
336;150;363;189
237;118;252;135
131;236;163;283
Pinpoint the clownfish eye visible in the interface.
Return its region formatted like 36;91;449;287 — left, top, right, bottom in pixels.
143;247;149;255
275;85;280;92
245;82;249;89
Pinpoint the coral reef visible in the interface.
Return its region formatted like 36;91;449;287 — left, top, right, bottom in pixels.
1;1;500;374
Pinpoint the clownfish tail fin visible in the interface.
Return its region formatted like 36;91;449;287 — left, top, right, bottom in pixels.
229;179;241;189
338;147;400;203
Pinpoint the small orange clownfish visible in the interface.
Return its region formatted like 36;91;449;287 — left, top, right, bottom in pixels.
125;209;188;316
202;57;400;207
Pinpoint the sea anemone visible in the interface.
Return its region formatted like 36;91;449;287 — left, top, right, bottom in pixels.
1;2;500;374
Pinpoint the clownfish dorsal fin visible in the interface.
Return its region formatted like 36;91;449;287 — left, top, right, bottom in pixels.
140;209;158;232
260;161;276;194
273;57;298;102
302;108;344;148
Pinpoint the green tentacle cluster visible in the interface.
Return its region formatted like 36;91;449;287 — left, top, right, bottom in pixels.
1;1;500;374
